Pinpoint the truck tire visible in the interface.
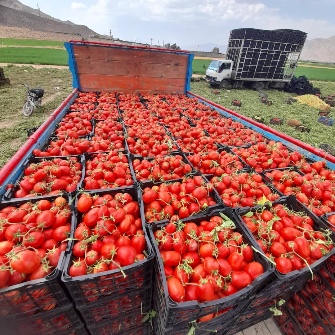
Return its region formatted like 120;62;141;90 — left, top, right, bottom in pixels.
254;81;265;90
219;80;229;89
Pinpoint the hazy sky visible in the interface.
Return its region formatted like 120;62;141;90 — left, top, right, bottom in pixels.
20;0;335;49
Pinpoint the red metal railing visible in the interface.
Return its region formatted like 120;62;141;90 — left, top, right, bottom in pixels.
0;89;78;185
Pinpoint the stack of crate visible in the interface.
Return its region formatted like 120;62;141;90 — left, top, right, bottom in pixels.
0;68;10;86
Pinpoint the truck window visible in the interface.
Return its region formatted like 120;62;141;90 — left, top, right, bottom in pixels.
208;60;222;70
218;63;231;73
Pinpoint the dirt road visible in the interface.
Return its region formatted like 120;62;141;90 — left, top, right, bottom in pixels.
0;63;68;69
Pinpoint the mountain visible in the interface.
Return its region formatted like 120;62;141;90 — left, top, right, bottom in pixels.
300;36;335;63
0;0;98;38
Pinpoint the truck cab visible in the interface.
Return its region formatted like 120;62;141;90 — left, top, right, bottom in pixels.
205;60;233;88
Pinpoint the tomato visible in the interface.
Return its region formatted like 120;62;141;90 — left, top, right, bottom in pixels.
22;231;45;248
161;251;181;268
167;277;185;302
275;257;292;274
77;194;93;213
131;234;146;254
243;262;264;280
69;259;87;277
47;247;62;267
231;271;252;289
228;252;245;271
196;279;216;302
294;237;311;258
10;250;41;274
203;257;219;275
36;210;55;229
115;245;137;266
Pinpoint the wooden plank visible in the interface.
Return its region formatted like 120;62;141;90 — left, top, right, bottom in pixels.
263;318;282;335
72;44;189;65
75;58;187;79
78;74;185;94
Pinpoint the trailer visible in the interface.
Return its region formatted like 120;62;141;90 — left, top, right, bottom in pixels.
206;28;307;90
0;41;335;335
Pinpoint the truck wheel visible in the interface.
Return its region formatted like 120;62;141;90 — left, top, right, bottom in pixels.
219;80;229;89
255;81;265;90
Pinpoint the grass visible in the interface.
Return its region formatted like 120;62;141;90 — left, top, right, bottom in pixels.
0;65;73;168
190;80;335;149
192;59;335;81
0;47;68;65
0;38;65;48
0;64;334;170
294;67;335;81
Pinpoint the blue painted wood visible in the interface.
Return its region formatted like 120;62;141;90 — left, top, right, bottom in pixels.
64;42;79;89
185;54;194;93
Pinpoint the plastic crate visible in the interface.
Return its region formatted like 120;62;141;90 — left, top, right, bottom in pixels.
76;286;152;324
321;212;335;234
0;194;75;318
234;195;335;281
82;151;137;190
2;155;85;201
86;307;152;335
225;308;273;335
148;207;273;329
131;151;195;184
3;303;84;335
152;298;234;335
141;176;223;227
273;305;307;335
287;292;334;335
61;187;154;305
185;147;249;175
299;274;335;331
208;168;281;210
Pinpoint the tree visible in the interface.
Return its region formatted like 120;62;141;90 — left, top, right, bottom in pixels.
164;43;181;50
212;47;220;54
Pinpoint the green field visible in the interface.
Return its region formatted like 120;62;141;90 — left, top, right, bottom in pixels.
0;38;64;48
192;59;335;81
0;47;68;65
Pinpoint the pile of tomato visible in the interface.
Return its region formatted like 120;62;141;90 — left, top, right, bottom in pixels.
264;163;335;216
239;201;334;274
69;191;148;278
153;213;266;313
0;196;71;290
11;156;83;198
1;89;335;330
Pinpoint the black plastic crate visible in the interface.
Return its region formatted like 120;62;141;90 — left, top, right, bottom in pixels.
2;303;83;335
208;169;281;210
152;298;236;335
234;195;335;280
287;292;335;335
185;147;248;176
225;307;273;335
2;155;85;201
0;194;74;318
299;274;335;332
61;187;154;305
87;307;152;335
82;151;136;190
149;207;273;328
321;212;335;234
249;273;304;309
273;306;307;335
131;151;195;184
32;134;92;157
141;175;223;226
76;286;152;325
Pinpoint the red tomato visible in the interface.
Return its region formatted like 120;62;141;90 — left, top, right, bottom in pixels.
167;277;185;302
10;250;41;274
